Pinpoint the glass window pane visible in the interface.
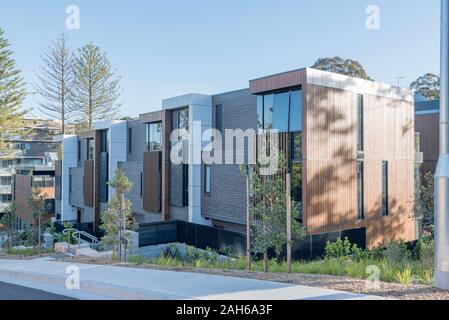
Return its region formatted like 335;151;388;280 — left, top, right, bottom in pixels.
272;92;289;132
179;108;189;131
357;161;364;220
291;132;302;161
257;95;264;129
263;94;274;130
289;90;302;132
205;165;211;193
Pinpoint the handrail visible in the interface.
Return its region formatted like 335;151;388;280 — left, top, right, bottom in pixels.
63;228;100;250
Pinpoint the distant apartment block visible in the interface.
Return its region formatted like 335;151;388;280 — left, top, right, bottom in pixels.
55;68;421;248
0;119;66;218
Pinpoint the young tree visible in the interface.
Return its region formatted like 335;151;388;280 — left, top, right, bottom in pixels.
311;56;373;80
247;153;304;272
410;73;440;100
27;186;48;252
0;202;17;251
414;172;435;236
35;33;76;134
72;43;122;129
100;167;138;261
0;28;27;154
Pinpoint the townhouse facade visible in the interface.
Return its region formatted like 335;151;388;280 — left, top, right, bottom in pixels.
55;68;419;249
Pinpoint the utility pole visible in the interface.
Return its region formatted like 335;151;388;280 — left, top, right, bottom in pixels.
396;76;406;87
435;0;449;290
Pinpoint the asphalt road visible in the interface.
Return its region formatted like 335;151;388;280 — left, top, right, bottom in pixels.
0;281;76;300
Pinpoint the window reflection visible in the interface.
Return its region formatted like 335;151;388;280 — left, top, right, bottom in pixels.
147;122;162;151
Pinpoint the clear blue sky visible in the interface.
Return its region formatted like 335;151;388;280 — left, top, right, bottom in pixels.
0;0;441;118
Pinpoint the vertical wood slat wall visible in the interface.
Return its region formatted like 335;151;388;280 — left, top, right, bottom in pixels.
415;113;439;175
143;151;162;213
304;84;416;248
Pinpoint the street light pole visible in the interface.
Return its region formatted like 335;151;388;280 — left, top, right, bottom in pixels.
435;0;449;290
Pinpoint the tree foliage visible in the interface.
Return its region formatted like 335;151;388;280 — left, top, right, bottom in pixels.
73;43;122;129
414;172;434;236
27;186;48;251
311;56;372;80
0;202;17;251
100;167;138;260
0;28;27;154
410;73;440;100
35;33;76;134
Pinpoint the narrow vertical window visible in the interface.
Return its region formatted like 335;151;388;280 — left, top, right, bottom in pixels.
357;94;364;152
382;161;389;216
357;161;364;220
69;175;73;193
205;165;211;194
257;95;264;129
128;128;133;154
77;140;81;162
215;104;223;133
140;172;143;198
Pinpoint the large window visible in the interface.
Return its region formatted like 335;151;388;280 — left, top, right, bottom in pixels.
382;161;389;216
99;130;108;153
357;161;365;220
171;107;189;141
357;94;364;152
257;89;302;132
291;132;302;162
146;122;162;151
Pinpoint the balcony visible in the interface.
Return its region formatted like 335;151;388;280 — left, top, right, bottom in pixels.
0;185;12;195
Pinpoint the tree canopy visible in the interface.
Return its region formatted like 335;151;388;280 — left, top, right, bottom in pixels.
410;73;440;100
311;56;373;80
0;28;27;154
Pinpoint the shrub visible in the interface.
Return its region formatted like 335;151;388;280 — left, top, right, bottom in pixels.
325;237;362;260
395;268;413;286
382;240;411;264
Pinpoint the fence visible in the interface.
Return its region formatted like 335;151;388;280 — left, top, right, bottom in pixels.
138;220;366;260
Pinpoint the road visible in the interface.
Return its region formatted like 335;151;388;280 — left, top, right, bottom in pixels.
0;281;75;300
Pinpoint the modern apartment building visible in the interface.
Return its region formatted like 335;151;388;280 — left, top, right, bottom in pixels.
0;119;62;217
56;68;419;248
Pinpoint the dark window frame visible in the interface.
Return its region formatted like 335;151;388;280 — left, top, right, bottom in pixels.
128;127;133;154
357;161;365;220
382;161;389;217
357;94;364;153
204;165;211;194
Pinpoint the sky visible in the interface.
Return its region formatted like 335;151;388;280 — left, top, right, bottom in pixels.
0;0;441;119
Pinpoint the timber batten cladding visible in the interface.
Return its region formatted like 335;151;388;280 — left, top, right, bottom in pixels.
251;68;416;248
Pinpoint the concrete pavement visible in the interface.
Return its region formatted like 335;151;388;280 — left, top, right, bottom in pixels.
0;258;383;300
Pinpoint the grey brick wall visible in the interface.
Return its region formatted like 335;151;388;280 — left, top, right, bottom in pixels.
170;163;184;207
120;160;144;214
202;89;257;228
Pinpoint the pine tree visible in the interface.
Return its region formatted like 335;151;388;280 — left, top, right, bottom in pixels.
35;33;76;134
0;28;27;154
72;43;122;129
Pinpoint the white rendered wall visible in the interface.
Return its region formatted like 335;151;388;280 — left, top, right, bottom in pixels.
108;121;127;199
58;135;78;222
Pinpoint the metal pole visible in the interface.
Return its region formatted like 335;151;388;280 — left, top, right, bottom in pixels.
286;173;292;273
246;172;251;270
435;0;449;290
